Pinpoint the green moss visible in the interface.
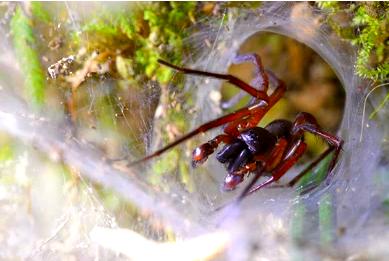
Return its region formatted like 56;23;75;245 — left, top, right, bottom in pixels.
352;4;389;81
225;2;262;9
152;149;180;176
317;2;389;82
10;6;46;109
75;4;200;190
77;2;197;83
317;1;340;11
30;2;51;23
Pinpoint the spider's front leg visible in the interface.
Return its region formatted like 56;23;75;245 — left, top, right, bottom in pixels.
223;71;286;136
222;53;269;109
288;112;343;185
157;59;269;101
232;53;269;92
245;139;308;196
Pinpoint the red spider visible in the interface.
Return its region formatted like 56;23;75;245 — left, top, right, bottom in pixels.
130;54;343;200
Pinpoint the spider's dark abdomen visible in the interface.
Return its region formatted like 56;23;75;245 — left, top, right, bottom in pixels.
239;127;277;154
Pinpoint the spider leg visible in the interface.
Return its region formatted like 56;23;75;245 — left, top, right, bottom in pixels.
231;53;269;92
291;112;343;181
128;100;267;166
223;71;286;136
158;59;269;101
222;68;286;110
222;54;269;109
247;140;308;196
266;146;335;192
288;146;335;187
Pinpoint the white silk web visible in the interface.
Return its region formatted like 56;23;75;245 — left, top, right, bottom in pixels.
0;2;388;260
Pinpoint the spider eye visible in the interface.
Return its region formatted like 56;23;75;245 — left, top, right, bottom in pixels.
223;174;243;191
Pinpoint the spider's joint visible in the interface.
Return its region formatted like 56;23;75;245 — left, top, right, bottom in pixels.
249;100;268;110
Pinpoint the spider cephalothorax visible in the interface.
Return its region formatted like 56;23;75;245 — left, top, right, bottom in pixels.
130;54;343;200
217;123;288;191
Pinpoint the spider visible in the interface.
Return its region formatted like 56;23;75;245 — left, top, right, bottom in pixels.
130;54;343;200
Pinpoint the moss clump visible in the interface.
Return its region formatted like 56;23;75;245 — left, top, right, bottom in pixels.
317;2;389;82
71;2;206;190
76;2;197;84
10;5;46;109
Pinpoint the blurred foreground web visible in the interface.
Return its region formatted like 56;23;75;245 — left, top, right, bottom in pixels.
0;2;388;260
